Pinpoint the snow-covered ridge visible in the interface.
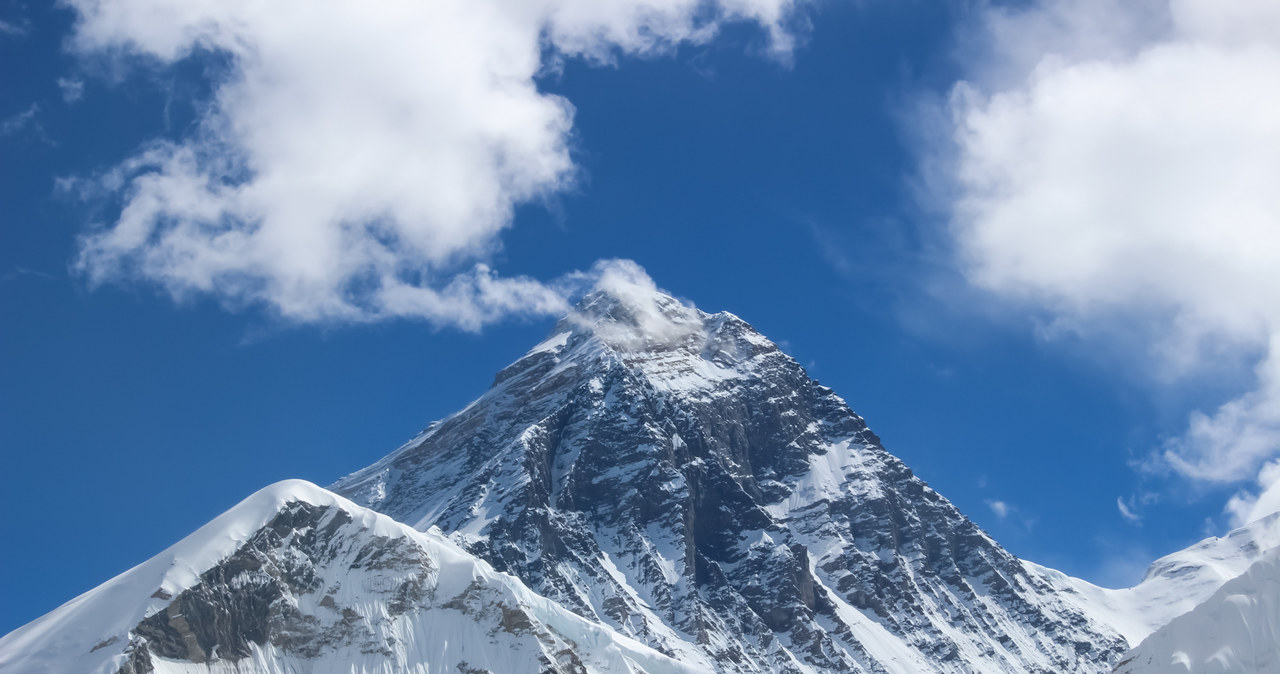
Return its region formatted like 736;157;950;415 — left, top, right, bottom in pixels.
1113;548;1280;673
0;480;333;674
1028;511;1280;646
0;480;703;674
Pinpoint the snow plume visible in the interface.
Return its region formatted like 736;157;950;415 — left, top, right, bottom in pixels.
1227;460;1280;528
929;0;1280;516
569;259;704;350
65;0;802;328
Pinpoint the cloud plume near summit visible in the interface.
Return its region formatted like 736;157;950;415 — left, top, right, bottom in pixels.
65;0;800;329
931;0;1280;522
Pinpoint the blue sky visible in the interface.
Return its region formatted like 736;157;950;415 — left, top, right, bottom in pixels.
3;0;1279;635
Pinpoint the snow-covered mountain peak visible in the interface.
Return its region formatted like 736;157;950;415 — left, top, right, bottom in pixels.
0;479;701;674
331;283;1134;672
485;279;785;403
535;260;763;359
557;275;744;351
555;286;703;352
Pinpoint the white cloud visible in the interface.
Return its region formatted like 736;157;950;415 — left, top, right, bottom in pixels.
65;0;800;328
934;0;1280;495
987;499;1010;520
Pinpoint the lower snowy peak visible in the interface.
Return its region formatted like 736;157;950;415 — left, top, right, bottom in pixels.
332;285;1131;672
1112;548;1280;673
1028;511;1280;646
0;480;702;674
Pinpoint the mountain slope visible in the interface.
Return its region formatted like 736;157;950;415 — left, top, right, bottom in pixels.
1112;548;1280;673
332;283;1130;672
0;480;701;674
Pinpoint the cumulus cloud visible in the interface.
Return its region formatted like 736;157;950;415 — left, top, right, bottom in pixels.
65;0;800;328
987;499;1011;520
933;0;1280;515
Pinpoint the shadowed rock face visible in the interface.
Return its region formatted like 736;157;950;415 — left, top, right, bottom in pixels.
90;492;691;674
332;289;1130;673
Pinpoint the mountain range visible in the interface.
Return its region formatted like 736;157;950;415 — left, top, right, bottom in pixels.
3;280;1277;673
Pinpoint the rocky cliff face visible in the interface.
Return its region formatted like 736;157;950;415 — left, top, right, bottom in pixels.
331;287;1130;673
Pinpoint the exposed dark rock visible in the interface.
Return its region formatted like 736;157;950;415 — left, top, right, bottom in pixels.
128;501;426;666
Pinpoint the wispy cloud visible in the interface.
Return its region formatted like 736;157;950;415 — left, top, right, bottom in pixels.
64;0;804;329
1;104;42;138
0;267;57;284
57;77;85;103
1117;497;1141;525
1116;491;1159;525
0;18;30;38
982;498;1037;532
0;103;56;146
926;0;1280;523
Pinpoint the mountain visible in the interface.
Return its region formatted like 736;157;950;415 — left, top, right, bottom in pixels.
329;282;1130;672
0;480;699;674
5;279;1277;673
1112;548;1280;673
